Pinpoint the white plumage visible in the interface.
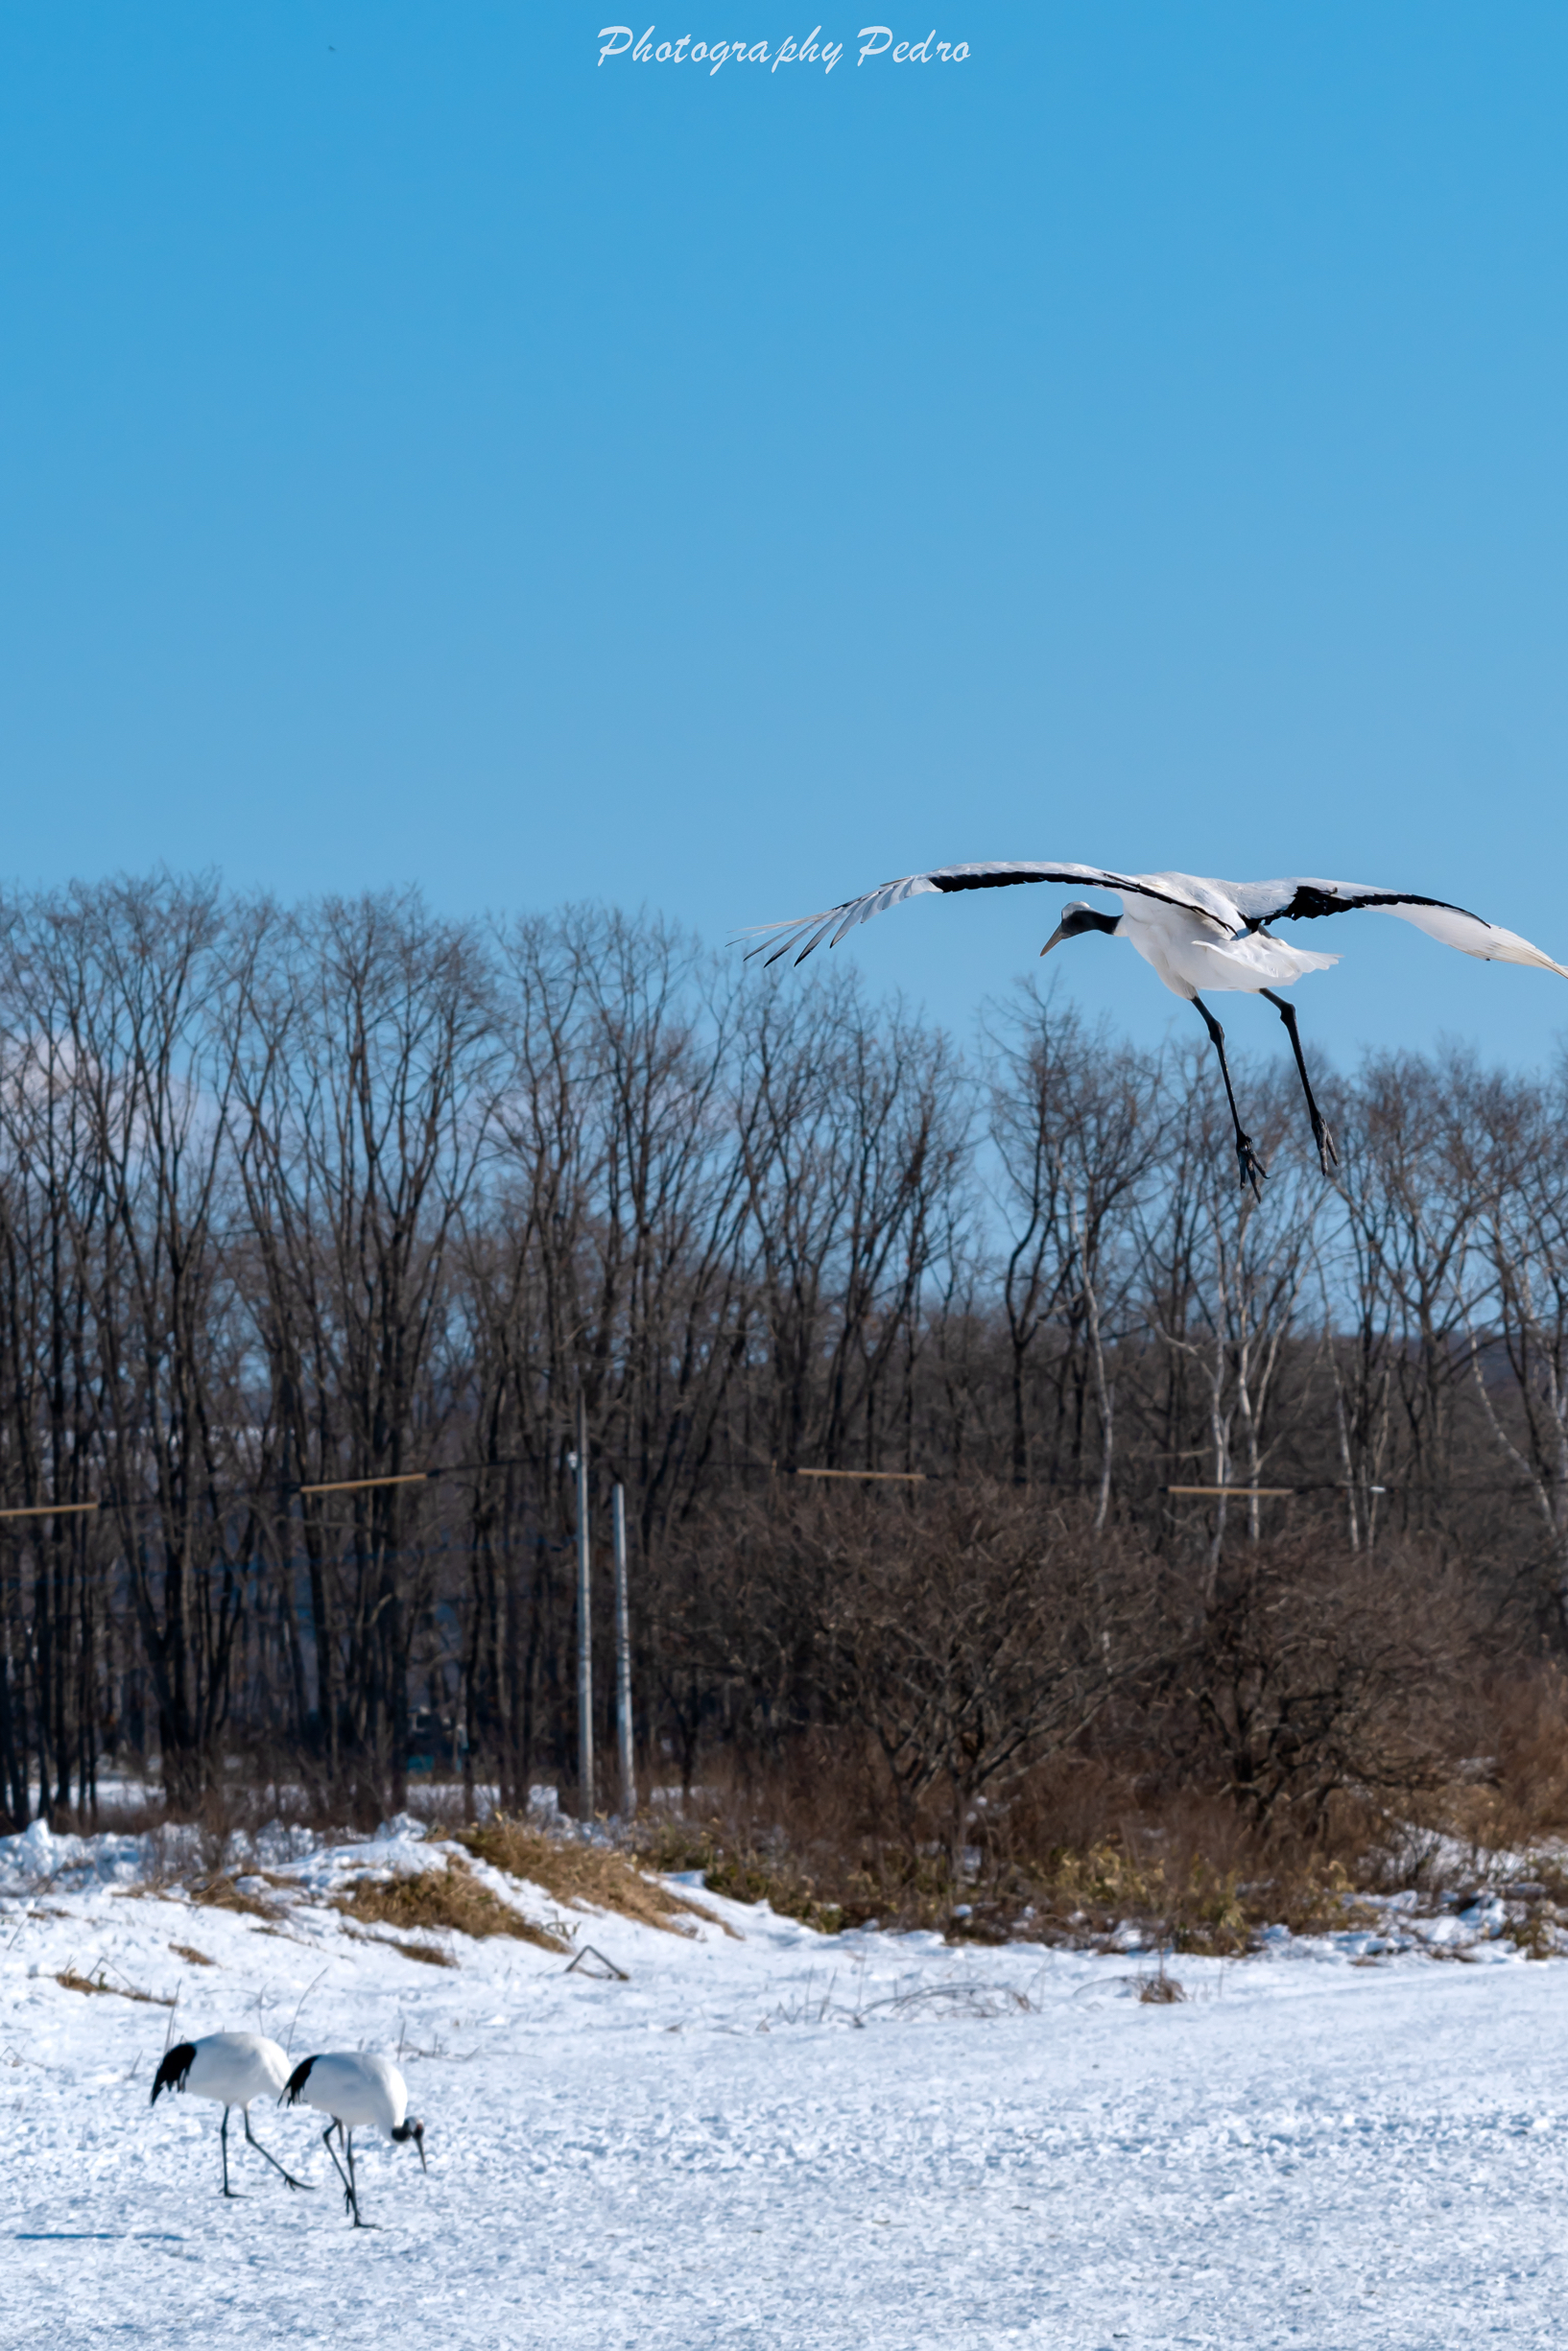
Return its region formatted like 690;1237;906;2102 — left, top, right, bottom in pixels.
150;2030;311;2198
282;2051;426;2228
744;859;1568;1191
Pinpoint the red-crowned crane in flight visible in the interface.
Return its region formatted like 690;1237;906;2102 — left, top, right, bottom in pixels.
743;862;1568;1196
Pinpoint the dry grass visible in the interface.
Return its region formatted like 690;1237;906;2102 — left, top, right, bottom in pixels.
1136;1964;1187;2004
331;1857;567;1955
185;1873;283;1921
168;1942;215;1966
459;1817;731;1937
623;1744;1405;1953
339;1921;459;1967
56;1963;172;2005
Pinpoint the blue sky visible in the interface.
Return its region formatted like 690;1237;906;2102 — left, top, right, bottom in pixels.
3;4;1567;1071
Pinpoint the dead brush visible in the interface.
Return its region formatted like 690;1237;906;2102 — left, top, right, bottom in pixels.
332;1857;567;1955
637;1808;977;1935
186;1872;284;1922
459;1817;728;1937
1136;1960;1187;2004
339;1921;459;1968
56;1961;173;2005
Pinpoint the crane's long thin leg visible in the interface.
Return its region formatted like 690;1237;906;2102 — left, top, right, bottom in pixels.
322;2121;355;2217
1259;987;1337;1176
220;2107;241;2197
344;2129;375;2230
243;2106;313;2192
1191;996;1266;1198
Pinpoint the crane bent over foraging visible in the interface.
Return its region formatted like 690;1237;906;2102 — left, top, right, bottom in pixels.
282;2051;426;2228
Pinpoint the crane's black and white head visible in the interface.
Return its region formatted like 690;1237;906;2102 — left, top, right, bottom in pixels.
392;2118;427;2172
1041;901;1120;958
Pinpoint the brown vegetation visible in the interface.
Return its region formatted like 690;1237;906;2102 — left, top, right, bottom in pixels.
457;1817;725;1936
330;1858;567;1955
55;1964;171;2004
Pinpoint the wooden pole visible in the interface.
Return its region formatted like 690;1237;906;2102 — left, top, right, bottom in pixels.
297;1472;429;1496
612;1482;634;1820
792;1467;926;1483
1166;1485;1295;1498
575;1392;594;1822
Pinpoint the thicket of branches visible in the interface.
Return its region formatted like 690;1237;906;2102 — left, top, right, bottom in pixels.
1;874;1565;1838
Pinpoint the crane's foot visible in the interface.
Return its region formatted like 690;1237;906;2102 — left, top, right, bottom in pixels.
221;2187;245;2199
1313;1118;1339;1176
1235;1134;1268;1197
280;2172;313;2192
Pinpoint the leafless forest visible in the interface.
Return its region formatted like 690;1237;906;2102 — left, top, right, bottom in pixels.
4;875;1568;1876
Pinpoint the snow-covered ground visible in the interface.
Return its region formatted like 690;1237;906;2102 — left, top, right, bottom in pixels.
5;1817;1568;2348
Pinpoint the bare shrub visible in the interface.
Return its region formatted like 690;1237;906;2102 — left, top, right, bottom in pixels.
1177;1535;1481;1835
699;1484;1152;1866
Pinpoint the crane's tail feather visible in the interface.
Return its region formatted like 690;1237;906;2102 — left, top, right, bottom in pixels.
280;2055;318;2106
151;2043;196;2106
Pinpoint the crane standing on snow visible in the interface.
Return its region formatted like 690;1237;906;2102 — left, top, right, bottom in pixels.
150;2030;313;2197
744;861;1568;1196
282;2051;426;2228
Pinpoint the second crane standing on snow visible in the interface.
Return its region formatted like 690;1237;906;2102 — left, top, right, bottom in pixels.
744;861;1568;1194
282;2051;426;2228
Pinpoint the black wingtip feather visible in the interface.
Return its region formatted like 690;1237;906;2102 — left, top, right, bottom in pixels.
151;2042;197;2106
281;2054;318;2106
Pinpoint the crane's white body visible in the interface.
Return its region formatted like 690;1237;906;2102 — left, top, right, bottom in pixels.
284;2052;410;2137
156;2031;290;2109
1107;892;1338;1002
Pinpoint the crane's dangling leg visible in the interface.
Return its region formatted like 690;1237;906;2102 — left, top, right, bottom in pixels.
1191;997;1267;1198
220;2106;242;2197
242;2106;313;2192
1260;988;1338;1176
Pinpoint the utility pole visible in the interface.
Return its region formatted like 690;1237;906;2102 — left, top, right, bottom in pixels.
575;1390;593;1822
612;1483;635;1819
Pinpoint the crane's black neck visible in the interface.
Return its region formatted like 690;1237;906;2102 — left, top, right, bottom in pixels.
1059;908;1119;939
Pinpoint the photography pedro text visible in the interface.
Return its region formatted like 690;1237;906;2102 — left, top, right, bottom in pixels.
597;26;970;73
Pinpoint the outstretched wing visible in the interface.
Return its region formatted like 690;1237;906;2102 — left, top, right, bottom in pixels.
1229;878;1568;978
738;861;1217;967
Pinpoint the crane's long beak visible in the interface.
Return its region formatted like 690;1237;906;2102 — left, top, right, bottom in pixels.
1040;923;1068;959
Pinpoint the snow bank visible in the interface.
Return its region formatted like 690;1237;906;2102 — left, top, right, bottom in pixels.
6;1818;1568;2346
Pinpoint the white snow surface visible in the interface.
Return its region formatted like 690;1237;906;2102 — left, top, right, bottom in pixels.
4;1820;1568;2347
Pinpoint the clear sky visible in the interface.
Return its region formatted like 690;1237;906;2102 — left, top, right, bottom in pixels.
3;4;1567;1073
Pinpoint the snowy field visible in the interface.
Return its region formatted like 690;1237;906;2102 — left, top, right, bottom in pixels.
5;1817;1568;2349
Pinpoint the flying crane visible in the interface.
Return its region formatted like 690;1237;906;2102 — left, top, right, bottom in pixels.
744;861;1568;1193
